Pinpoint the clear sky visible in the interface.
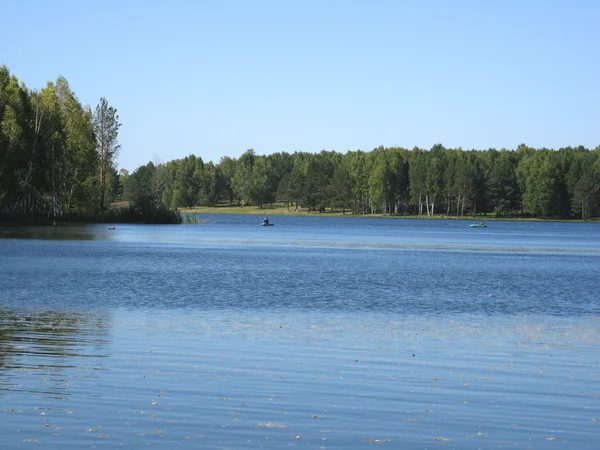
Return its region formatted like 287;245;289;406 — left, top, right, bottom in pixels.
2;0;599;171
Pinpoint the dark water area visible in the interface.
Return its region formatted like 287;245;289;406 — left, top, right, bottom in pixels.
1;216;599;448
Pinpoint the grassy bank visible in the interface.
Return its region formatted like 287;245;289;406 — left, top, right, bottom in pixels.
178;204;598;222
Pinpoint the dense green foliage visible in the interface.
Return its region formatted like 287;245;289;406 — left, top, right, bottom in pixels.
2;66;599;222
0;66;180;224
124;145;600;220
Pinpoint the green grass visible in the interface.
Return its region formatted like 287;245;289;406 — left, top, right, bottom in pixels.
179;203;598;222
182;204;348;217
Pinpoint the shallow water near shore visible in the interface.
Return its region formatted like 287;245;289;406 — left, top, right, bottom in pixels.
1;216;599;448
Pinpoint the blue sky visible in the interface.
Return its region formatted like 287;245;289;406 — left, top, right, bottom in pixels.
2;0;599;171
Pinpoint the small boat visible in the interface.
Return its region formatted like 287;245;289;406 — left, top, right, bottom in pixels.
260;222;274;227
469;223;487;228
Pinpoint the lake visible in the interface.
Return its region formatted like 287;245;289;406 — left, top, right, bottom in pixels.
1;215;599;449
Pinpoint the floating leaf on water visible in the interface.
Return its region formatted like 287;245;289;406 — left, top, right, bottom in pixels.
258;423;287;429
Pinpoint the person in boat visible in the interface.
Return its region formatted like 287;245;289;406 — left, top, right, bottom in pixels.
263;216;269;225
479;220;484;226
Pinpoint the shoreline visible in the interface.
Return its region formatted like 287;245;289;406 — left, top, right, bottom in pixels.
3;205;597;225
180;205;598;223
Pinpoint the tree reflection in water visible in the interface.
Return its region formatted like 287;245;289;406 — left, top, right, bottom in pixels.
0;225;98;241
0;309;111;398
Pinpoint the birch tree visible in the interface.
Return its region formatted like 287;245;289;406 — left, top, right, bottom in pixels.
93;97;121;211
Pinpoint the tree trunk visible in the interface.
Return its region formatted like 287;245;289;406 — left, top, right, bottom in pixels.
99;163;106;211
52;143;56;225
456;193;460;218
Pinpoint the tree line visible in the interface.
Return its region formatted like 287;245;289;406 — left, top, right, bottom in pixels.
0;65;179;224
2;66;599;223
122;143;600;220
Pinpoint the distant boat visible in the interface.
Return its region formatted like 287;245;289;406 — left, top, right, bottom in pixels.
469;223;487;228
260;222;274;227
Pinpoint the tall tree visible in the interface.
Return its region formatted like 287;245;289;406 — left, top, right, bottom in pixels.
517;150;562;217
487;149;520;216
54;77;98;217
567;151;600;220
231;149;255;206
409;148;427;215
217;156;236;205
287;163;305;210
0;67;32;217
93;97;121;211
347;151;369;214
250;156;273;208
198;161;223;206
367;150;390;214
328;163;352;213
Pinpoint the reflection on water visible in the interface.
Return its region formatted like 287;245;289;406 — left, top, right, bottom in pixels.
1;225;98;241
0;310;111;397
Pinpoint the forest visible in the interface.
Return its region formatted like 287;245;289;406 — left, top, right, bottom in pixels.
121;144;600;220
2;65;600;223
0;65;179;224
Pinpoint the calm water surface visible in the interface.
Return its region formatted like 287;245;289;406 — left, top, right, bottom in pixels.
1;216;599;449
